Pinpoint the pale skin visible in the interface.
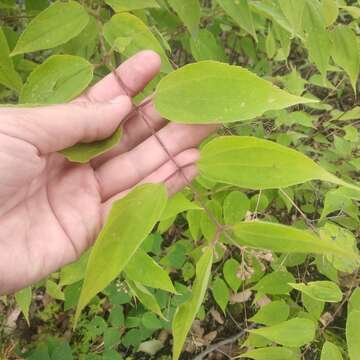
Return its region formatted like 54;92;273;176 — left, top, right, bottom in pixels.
0;51;216;295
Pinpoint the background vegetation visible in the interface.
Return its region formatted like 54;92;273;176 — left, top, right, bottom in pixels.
0;0;359;359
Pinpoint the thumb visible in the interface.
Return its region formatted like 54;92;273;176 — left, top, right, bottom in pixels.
0;96;132;154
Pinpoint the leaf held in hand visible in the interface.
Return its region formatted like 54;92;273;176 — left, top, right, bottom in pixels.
154;61;315;124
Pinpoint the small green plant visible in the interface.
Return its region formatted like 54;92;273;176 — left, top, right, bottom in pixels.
0;0;359;359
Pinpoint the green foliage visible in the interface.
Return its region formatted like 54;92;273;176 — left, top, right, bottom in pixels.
1;0;359;358
154;61;314;124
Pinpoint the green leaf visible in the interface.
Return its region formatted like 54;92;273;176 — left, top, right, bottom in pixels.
239;346;299;360
250;300;290;326
172;247;213;360
249;318;316;347
321;341;343;360
20;55;93;104
330;25;360;92
302;293;324;320
59;251;89;287
61;127;122;164
103;13;172;73
253;271;295;295
346;310;360;360
127;280;164;319
223;191;250;225
105;0;159;12
154;61;314;124
46;280;65;301
190;29;227;62
74;184;167;326
11;1;89;55
199;136;359;191
160;192;201;221
278;0;305;37
289;281;342;303
124;248;176;293
0;27;22;92
321;223;359;274
15;287;32;325
303;0;331;78
223;258;242;292
211;277;229;314
216;0;257;40
233;221;359;259
167;0;200;37
348;288;360;313
322;0;339;26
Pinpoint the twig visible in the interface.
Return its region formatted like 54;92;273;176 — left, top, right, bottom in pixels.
192;324;257;360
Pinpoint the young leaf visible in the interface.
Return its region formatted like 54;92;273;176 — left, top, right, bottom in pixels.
61;128;122;164
233;221;359;259
322;0;339;26
20;55;93;104
46;280;65;301
289;281;342;303
249;318;316;347
74;184;167;325
172;247;213;360
105;0;159;12
302;293;324;320
321;341;343;360
190;29;227;62
253;271;295;295
211;277;229;314
0;27;22;92
330;25;360;92
124;248;176;293
223;191;250;225
160;192;201;221
216;0;257;40
239;346;299;360
155;61;315;124
303;0;331;78
103;13;172;73
127;280;164;319
15;286;32;325
278;0;305;37
199;136;360;191
346;310;360;360
249;300;290;326
223;258;242;292
11;1;89;55
167;0;200;37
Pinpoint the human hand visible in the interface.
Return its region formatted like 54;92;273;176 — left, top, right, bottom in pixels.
0;51;216;295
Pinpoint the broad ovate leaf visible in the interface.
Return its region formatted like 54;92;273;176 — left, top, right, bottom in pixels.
199;136;360;191
167;0;200;37
321;341;343;360
124;249;176;293
249;318;316;347
249;300;290;326
105;0;159;12
0;26;22;92
20;55;93;104
160;192;201;221
103;13;172;73
172;247;213;360
216;0;257;40
74;184;167;325
61;127;122;163
289;281;342;303
15;286;32;325
11;1;89;55
233;221;359;260
155;61;314;124
211;277;229;314
346;310;360;360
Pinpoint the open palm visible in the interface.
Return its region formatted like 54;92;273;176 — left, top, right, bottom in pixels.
0;51;216;294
